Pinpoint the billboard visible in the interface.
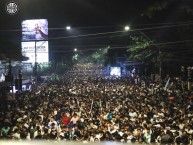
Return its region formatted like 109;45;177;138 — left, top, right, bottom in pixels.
22;41;49;63
22;19;48;41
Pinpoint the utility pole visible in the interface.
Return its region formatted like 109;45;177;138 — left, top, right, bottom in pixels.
14;67;22;92
8;59;13;92
187;67;192;91
34;41;37;84
159;48;162;82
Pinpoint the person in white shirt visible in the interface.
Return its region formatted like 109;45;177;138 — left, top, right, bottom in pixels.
129;109;137;118
70;113;79;125
48;116;58;129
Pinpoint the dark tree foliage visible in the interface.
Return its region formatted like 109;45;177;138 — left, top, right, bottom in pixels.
128;0;193;67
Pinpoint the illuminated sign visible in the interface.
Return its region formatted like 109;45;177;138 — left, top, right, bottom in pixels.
110;67;121;76
22;19;48;41
22;41;49;63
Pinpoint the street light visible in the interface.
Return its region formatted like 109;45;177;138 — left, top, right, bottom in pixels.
66;26;71;30
124;26;130;31
74;48;77;52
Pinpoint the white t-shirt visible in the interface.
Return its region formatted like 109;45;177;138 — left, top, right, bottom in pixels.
71;116;79;124
48;120;58;128
129;112;137;118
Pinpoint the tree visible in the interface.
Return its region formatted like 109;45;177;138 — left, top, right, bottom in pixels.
138;0;193;77
141;0;193;18
127;35;153;61
72;48;108;64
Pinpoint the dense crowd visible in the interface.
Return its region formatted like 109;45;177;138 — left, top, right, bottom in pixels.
67;63;109;77
0;63;193;144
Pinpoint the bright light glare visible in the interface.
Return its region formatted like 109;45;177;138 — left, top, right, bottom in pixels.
66;26;71;30
74;48;77;52
110;67;121;76
124;26;130;31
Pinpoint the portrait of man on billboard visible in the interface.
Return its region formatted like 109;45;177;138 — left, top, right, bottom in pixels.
22;19;48;41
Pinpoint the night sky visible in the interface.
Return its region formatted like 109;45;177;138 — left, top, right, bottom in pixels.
0;0;152;28
0;0;192;61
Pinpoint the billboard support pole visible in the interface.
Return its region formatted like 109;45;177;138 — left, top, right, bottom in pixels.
35;41;37;84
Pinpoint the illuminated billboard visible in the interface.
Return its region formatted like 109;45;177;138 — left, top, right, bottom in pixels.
22;19;48;41
110;67;121;76
22;41;49;63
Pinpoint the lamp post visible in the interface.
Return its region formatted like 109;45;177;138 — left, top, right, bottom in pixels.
180;66;185;92
187;66;192;90
18;67;22;91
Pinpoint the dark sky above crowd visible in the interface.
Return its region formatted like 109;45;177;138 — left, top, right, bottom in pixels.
1;0;190;28
0;0;164;29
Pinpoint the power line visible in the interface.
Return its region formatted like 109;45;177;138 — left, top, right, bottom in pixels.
168;50;193;54
48;30;125;40
55;33;131;42
133;21;193;27
164;58;193;61
150;40;193;46
1;20;193;32
0;21;192;40
51;44;124;48
53;48;105;53
48;23;193;40
50;39;193;49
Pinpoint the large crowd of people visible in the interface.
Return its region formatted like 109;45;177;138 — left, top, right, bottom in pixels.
67;63;109;77
0;63;193;144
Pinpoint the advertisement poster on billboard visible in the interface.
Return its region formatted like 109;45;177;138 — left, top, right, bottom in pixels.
22;19;48;41
22;41;49;63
